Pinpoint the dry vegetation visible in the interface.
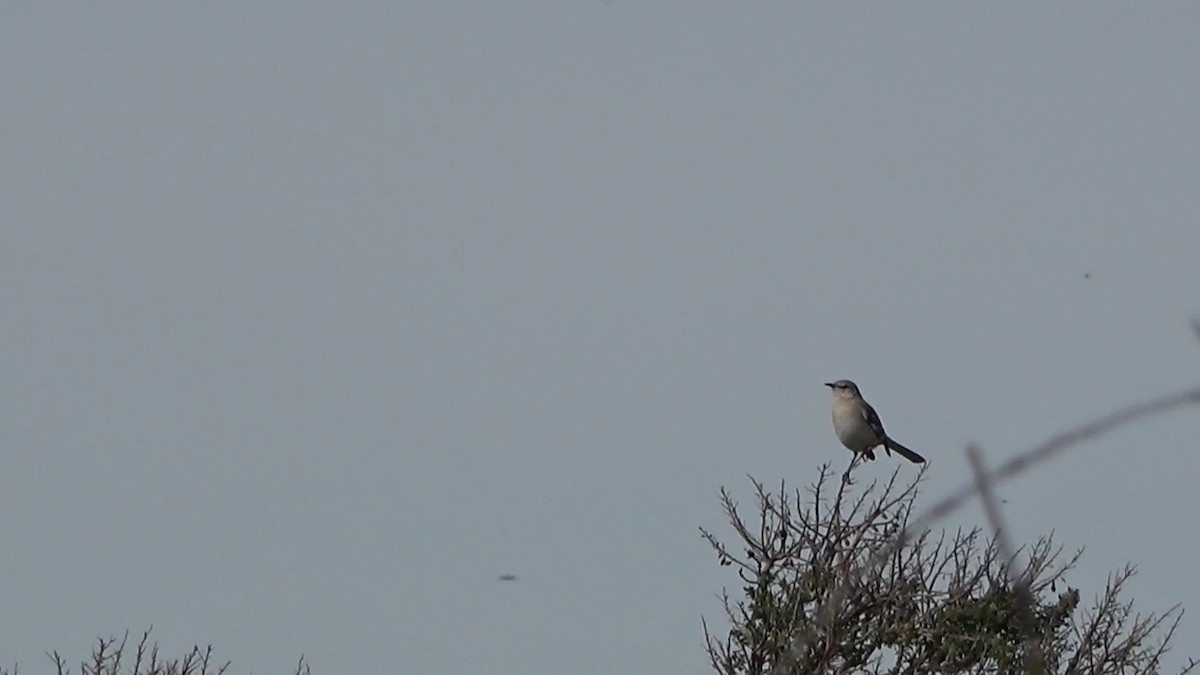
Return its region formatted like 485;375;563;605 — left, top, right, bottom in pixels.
702;383;1200;674
0;628;311;675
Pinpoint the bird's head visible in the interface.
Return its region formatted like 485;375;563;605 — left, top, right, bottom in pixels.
824;379;861;398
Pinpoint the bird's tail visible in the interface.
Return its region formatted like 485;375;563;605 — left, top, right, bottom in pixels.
884;438;926;464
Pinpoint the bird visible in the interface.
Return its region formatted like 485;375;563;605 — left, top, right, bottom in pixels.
825;379;925;464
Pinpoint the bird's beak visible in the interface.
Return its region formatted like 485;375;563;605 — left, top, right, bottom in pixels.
824;382;835;388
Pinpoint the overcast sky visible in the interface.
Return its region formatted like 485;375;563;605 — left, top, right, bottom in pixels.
3;4;1199;673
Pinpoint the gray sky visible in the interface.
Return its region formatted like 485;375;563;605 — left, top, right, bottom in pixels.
3;4;1199;673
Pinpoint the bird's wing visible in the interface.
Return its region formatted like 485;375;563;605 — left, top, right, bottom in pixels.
861;402;890;454
860;402;887;439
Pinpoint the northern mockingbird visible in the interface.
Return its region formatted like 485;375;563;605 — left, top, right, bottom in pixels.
825;379;925;464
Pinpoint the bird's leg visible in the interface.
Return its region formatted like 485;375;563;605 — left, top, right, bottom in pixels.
842;453;860;484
